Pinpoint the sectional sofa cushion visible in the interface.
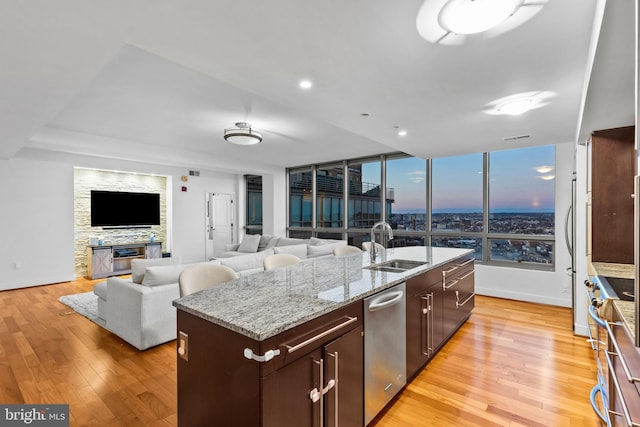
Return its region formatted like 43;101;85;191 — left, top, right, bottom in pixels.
273;244;308;259
238;234;261;253
131;256;181;284
276;237;308;247
309;237;342;246
220;248;275;272
307;241;347;258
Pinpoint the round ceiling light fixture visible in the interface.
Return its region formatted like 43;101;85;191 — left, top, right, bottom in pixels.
438;0;524;35
416;0;545;45
224;122;263;145
496;97;535;116
485;91;556;116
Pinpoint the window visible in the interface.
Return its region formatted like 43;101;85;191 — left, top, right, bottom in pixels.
432;153;483;232
386;156;426;231
245;175;262;235
289;169;313;227
287;145;556;269
348;159;381;228
316;165;344;228
489;145;555;235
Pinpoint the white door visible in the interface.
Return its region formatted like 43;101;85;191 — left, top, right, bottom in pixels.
205;193;235;259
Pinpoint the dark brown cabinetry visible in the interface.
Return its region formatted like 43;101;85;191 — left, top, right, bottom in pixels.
177;300;363;427
405;256;474;379
406;268;443;377
442;257;475;338
589;126;636;264
263;325;363;427
608;305;640;426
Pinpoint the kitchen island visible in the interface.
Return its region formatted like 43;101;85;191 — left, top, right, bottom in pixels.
173;246;474;426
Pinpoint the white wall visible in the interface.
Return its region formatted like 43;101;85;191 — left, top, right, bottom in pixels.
0;150;240;289
0;157;75;290
475;142;576;311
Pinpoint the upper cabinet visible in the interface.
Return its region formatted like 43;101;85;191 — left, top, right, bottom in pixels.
588;126;636;265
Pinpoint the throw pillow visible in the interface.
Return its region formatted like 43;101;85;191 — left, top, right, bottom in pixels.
307;241;347;258
273;244;308;259
238;234;261;253
131;256;181;284
258;235;274;251
142;264;188;287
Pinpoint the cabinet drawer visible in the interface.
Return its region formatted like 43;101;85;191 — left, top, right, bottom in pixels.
258;300;363;376
442;257;474;288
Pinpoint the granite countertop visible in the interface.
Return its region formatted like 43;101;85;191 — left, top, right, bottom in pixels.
592;261;635;338
173;246;473;341
591;262;634;279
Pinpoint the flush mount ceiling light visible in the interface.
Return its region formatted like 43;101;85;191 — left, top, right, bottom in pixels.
224;122;263;145
416;0;546;45
497;97;535;115
439;0;524;35
485;91;556;116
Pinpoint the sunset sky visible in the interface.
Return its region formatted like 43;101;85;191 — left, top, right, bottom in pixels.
364;145;555;214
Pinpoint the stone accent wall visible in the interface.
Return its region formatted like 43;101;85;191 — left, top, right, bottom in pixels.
74;168;168;278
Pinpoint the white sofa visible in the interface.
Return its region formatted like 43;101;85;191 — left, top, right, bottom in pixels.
92;237;348;350
220;235;346;258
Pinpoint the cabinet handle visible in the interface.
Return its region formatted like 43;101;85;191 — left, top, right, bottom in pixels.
309;360;324;427
605;349;637;427
605;321;640;383
442;266;458;277
443;279;458;290
456;258;474;268
458;270;474;281
420;294;432;356
286;317;358;354
328;352;339;427
456;292;475;308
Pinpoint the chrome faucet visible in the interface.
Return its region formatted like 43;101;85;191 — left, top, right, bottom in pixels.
369;221;394;262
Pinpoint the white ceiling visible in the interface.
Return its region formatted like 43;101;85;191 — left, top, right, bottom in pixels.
1;0;632;174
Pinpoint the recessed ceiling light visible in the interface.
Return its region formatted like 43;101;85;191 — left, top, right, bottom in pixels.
439;0;524;35
538;175;555;181
299;80;313;89
397;130;408;137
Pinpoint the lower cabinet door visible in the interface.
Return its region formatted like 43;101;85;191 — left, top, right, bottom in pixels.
324;326;364;427
262;348;323;427
262;326;364;427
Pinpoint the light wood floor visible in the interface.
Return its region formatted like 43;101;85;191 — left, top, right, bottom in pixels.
0;279;599;426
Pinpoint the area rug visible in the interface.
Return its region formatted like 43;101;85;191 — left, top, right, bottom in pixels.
58;291;106;328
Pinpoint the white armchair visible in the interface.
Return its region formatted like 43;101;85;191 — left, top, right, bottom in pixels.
105;276;180;350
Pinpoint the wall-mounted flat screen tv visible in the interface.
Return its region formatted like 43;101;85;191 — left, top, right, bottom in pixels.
90;190;161;227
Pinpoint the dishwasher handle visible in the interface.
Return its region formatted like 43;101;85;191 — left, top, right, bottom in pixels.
367;290;404;312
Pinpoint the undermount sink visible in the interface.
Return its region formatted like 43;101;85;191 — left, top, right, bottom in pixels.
364;259;428;273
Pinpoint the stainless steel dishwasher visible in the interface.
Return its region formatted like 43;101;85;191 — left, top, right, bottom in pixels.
364;282;406;425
